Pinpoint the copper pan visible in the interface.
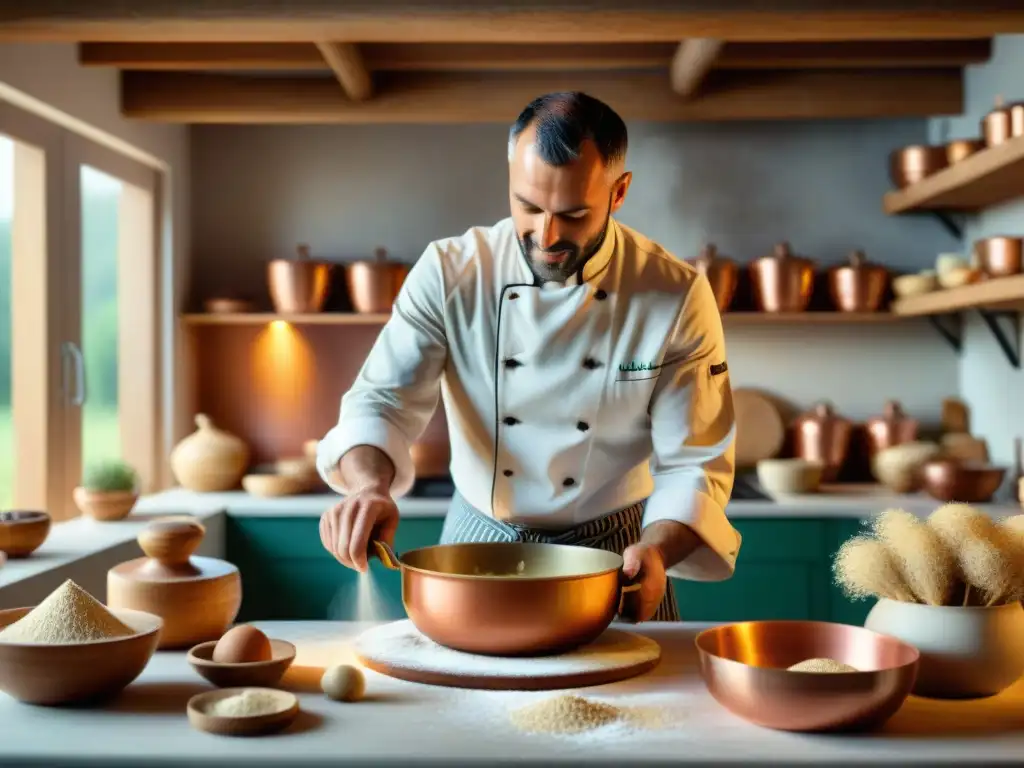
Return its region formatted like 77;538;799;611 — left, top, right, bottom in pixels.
695;620;919;732
749;242;815;313
982;95;1024;147
690;243;738;312
918;459;1007;504
267;244;332;314
946;138;985;164
888;145;947;188
371;540;641;656
973;236;1023;277
827;249;889;313
345;247;410;314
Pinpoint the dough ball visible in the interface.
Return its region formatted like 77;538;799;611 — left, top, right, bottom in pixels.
321;664;366;702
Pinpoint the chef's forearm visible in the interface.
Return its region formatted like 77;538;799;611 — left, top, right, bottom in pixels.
640;519;703;569
332;445;396;494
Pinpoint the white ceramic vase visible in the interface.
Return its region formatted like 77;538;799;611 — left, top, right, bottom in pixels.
864;598;1024;699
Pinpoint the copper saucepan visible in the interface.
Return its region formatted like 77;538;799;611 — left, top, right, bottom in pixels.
371;540;642;657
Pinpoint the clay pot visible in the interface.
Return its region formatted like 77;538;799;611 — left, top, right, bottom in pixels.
72;488;138;522
690;243;738;312
749;242;815;313
865;401;919;460
344;248;410;314
267;244;333;314
170;414;250;492
792;402;852;483
827;250;889;313
107;517;242;650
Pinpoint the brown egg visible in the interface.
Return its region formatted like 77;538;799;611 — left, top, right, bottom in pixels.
212;625;273;664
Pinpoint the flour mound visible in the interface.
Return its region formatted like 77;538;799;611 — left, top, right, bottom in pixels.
787;657;859;673
0;579;134;644
510;694;621;734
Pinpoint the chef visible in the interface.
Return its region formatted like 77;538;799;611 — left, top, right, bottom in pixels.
317;91;739;622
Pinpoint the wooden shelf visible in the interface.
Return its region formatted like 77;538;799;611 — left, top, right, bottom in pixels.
883;135;1024;214
890;274;1024;316
182;311;903;326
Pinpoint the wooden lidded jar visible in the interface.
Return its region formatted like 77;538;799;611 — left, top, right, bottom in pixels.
170;414;250;492
793;401;853;483
107;517;242;649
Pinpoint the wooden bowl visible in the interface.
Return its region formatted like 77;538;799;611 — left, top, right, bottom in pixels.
919;459;1007;503
72;488;138;522
188;639;296;688
0;510;51;557
892;272;937;299
242;473;308;498
187;687;299;736
0;606;162;705
696;620;919;732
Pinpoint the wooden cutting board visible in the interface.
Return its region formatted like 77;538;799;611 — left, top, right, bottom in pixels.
732;388;786;469
352;620;661;691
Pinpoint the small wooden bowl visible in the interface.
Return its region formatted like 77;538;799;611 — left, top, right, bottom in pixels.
242;473;308;498
73;488;138;522
0;510;52;557
187;687;299;736
188;639;296;688
0;606;162;705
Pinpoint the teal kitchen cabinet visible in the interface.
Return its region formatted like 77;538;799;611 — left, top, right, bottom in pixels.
226;515;875;625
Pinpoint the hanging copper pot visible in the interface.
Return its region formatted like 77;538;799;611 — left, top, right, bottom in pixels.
865;401;919;460
793;402;853;483
691;243;738;312
267;244;333;314
345;247;411;314
982;95;1024;147
749;242;815;313
828;250;889;313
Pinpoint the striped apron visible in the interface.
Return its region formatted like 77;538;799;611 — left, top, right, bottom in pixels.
440;491;681;622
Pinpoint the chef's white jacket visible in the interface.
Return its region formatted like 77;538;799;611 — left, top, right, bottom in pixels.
318;217;740;582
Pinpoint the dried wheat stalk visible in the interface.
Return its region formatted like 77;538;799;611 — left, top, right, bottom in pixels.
871;508;959;606
833;536;917;603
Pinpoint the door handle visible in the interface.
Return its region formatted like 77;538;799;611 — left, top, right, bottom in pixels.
61;341;85;406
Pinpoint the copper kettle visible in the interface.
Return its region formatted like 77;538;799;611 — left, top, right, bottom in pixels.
691;243;738;312
749;242;815;313
828;250;889;313
865;400;919;459
793;401;852;483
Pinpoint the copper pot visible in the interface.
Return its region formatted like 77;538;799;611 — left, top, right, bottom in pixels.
267;244;333;314
371;540;641;656
793;401;852;483
888;145;948;188
410;441;450;478
828;250;889;313
972;236;1023;277
982;96;1024;147
865;400;919;459
749;242;815;313
345;247;410;314
945;138;985;164
919;459;1006;504
691;243;738;312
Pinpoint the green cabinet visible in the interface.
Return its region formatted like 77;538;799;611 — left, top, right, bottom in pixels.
226;515;875;625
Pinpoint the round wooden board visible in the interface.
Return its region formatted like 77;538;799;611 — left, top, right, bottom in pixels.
352;620;661;691
733;388;786;468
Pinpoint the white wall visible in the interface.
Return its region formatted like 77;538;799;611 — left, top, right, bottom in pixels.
929;35;1024;467
190;119;958;424
0;42;191;454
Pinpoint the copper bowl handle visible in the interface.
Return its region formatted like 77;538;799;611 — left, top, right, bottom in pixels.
370;539;401;570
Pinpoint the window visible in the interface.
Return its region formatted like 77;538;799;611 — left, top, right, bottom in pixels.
0;102;163;520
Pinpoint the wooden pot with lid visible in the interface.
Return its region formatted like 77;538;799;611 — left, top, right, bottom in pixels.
690;243;738;312
793;401;853;483
107;517;242;650
170;414;250;492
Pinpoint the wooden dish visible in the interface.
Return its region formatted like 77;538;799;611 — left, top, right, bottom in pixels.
0;510;51;557
242;473;308;498
188;639;296;688
892;272;937;298
0;606;162;705
107;518;241;650
187;687;299;737
72;488;138;522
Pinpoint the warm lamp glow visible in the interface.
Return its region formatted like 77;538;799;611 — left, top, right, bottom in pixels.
251;321;315;425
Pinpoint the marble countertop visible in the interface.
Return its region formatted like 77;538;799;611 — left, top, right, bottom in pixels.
0;620;1021;766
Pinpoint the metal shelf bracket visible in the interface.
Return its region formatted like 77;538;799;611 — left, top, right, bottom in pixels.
927;313;963;353
929;211;964;240
976;309;1021;369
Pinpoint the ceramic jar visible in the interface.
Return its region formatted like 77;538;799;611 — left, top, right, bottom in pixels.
170;414;250;492
865;598;1024;699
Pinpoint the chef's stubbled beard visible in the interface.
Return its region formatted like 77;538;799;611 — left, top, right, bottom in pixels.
517;200;612;284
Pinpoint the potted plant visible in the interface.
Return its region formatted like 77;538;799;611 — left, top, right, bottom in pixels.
73;460;140;522
834;504;1024;699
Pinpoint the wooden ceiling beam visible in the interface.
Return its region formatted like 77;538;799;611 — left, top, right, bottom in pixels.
315;42;373;101
670;39;724;98
80;40;992;73
11;4;1024;43
120;69;963;124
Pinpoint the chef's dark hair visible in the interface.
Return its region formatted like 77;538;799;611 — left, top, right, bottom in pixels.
508;92;628;168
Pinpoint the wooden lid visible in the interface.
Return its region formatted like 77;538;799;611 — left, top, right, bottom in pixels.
110;517;237;582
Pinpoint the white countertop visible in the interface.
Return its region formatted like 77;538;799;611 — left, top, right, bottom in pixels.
0;620;1021;766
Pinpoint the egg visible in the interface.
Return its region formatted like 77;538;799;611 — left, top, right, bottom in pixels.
212;625;273;664
321;664;366;702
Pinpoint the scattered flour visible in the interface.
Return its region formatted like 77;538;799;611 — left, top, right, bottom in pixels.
0;579;134;644
509;694;683;735
787;658;860;673
351;620;660;679
208;689;289;718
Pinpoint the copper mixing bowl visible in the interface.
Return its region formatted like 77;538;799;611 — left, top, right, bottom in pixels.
372;540;640;656
889;145;948;188
973;236;1023;277
696;620;919;732
919;459;1007;503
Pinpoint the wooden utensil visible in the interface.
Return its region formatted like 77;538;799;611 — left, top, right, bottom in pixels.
187;688;299;737
732;389;786;469
107;518;241;650
188;639;296;688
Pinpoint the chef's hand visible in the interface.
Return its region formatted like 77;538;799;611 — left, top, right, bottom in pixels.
320;483;399;573
620;543;667;623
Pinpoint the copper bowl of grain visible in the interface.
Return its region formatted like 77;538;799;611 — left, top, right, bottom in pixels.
695;620;919;732
919;459;1007;504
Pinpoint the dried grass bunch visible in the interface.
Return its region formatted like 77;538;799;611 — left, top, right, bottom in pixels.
834;505;1024;607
